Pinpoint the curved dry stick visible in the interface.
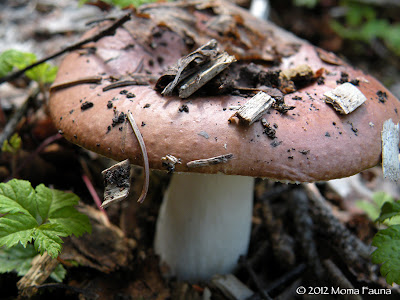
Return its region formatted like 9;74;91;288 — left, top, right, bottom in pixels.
127;111;149;203
0;13;131;85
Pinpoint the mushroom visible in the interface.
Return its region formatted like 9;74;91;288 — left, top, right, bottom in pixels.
49;0;400;281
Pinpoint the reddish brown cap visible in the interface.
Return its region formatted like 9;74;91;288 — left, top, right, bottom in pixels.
49;0;400;182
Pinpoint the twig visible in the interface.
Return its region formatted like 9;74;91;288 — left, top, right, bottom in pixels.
0;13;131;85
240;257;273;300
186;153;233;168
81;172;110;224
303;183;371;270
49;76;103;92
265;264;306;295
34;283;98;299
0;87;39;152
289;189;324;279
102;74;157;91
322;259;360;299
247;264;306;300
127;111;149;203
103;80;145;92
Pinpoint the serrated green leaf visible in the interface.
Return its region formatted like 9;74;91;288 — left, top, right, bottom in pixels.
378;202;400;223
0;180;39;221
372;225;400;285
0;243;66;282
34;223;68;258
36;185;79;217
0;214;37;248
49;207;91;237
0;179;91;259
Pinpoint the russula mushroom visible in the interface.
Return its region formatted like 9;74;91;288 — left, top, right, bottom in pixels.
49;0;400;281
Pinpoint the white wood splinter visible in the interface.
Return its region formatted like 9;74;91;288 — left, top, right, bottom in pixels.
233;91;275;125
382;119;400;182
324;82;366;114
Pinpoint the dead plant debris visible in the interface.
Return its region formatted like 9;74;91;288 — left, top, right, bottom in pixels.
187;153;234;168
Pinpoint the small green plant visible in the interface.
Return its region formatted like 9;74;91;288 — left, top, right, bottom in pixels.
0;243;66;282
371;202;400;285
358;192;400;285
293;0;319;8
0;49;58;84
329;1;400;56
356;191;400;226
78;0;160;8
0;179;91;259
2;133;22;154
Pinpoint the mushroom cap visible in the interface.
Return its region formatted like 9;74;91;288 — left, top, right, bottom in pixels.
49;0;400;182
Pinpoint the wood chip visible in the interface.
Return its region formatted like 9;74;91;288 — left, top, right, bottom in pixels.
382;119;400;182
156;39;219;96
316;48;343;66
324;82;366;114
179;52;236;98
187;153;233;168
211;274;254;300
17;252;60;297
161;154;181;172
280;64;314;81
231;91;275;125
101;159;131;208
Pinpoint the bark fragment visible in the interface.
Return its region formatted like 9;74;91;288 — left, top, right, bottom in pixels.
324;82;366;114
187;153;233;168
179;52;236;98
382;119;400;182
102;159;131;208
155;39;220;96
231;91;275;125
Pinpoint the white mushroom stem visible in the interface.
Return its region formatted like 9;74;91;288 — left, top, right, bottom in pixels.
154;172;254;281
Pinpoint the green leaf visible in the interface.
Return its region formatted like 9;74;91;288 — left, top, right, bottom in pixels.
0;243;39;276
372;225;400;285
0;179;91;258
378;202;400;223
33;223;68;258
0;49;36;77
25;63;58;84
356;192;400;225
49;207;92;237
51;264;67;282
0;243;66;282
0;49;57;84
0;180;38;220
1;133;22;154
0;213;37;248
